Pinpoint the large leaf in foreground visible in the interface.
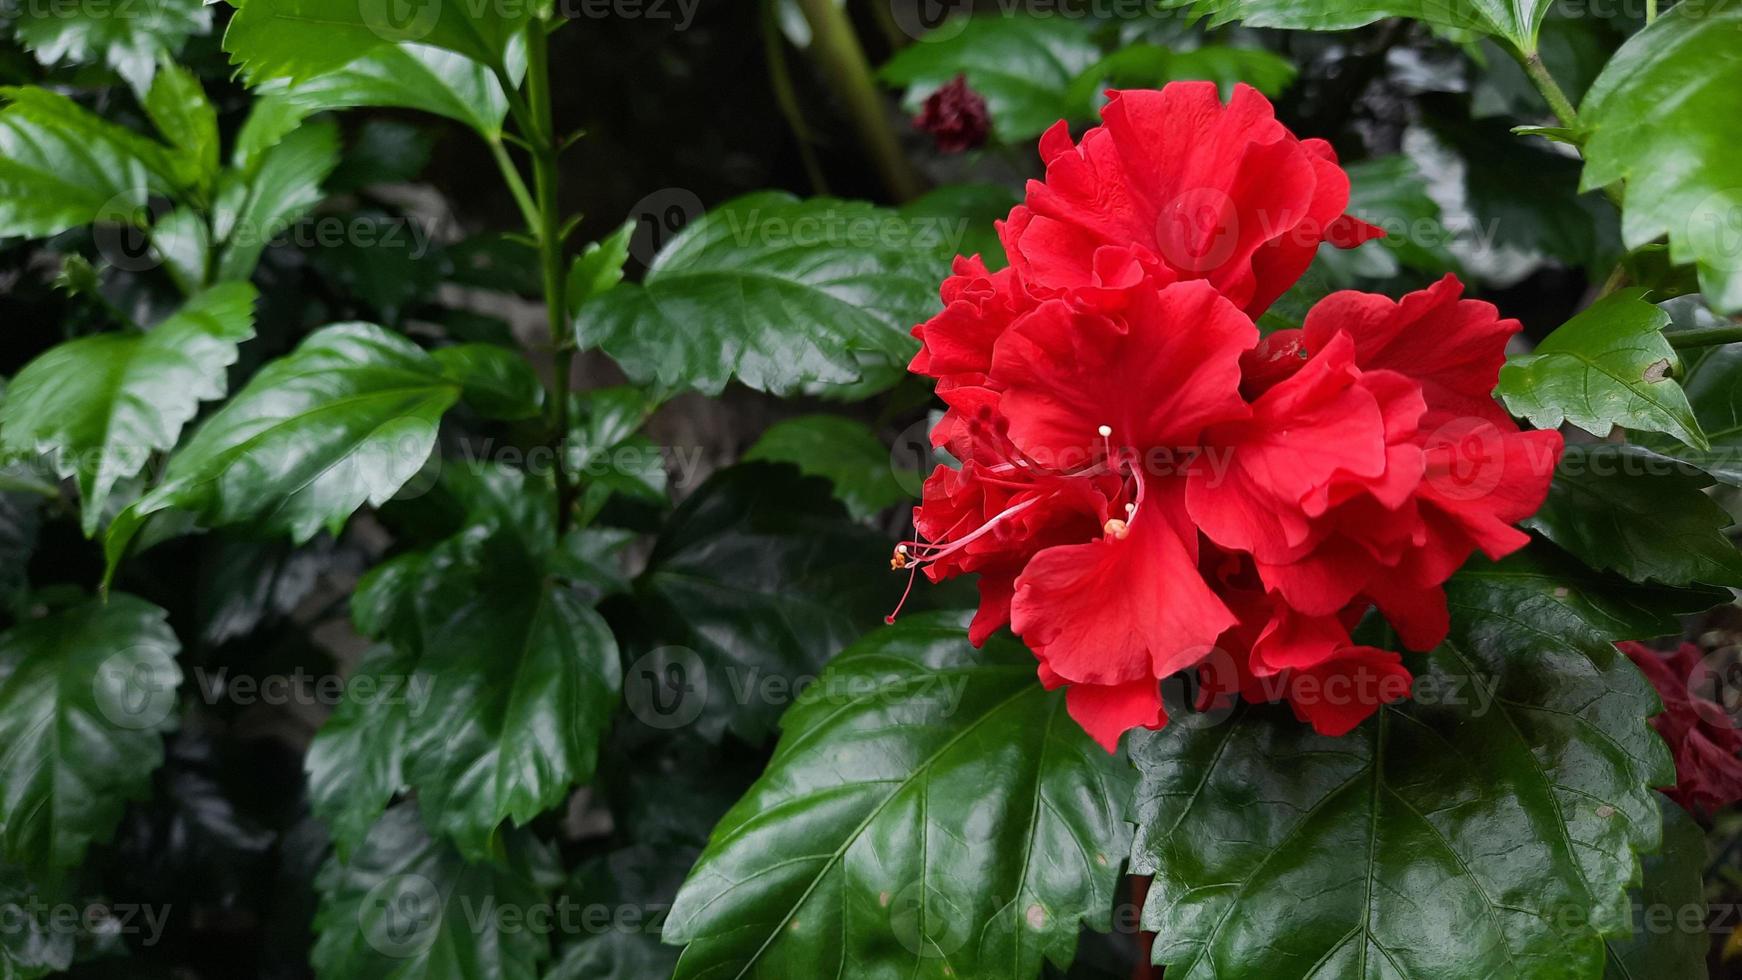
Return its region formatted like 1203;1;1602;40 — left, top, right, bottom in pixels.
0;87;179;238
311;801;552;980
878;15;1101;141
0;283;257;535
106;323;461;572
1130;544;1691;978
665;613;1133;979
1581;0;1742;312
0;595;181;870
575;193;945;396
1526;445;1742;589
633;462;893;743
1498;290;1705;449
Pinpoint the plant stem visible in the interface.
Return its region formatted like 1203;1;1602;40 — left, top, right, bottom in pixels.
763;0;830;195
523;20;577;531
1646;0;1658;23
793;0;923;202
1668;324;1742;349
1519;50;1581;133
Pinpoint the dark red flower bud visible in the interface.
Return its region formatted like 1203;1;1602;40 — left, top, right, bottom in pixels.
913;74;990;153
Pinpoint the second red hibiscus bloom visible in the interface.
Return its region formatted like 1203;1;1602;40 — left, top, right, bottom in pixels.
897;82;1563;751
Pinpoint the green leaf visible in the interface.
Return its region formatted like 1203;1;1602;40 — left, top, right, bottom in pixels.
744;415;914;519
878;14;1102;141
1604;797;1709;979
633;462;894;743
105;322;462;574
1130;544;1681;978
326;119;435;193
1642;300;1742;484
237;43;515;164
432;344;543;421
897;183;1020;269
1498;289;1706;449
1160;0;1554;53
12;0;209;93
547;843;689;980
222;0;537;83
1581;0;1742;313
575;192;945;396
566;220;634;317
304;645;419;862
1525;445;1742;589
143;62;219;192
396;529;622;859
566;386;665;516
0;283;258;536
311;800;553;980
152;206;212;295
213;119;340;282
665;612;1134;979
0;87;179;239
0;594;181;870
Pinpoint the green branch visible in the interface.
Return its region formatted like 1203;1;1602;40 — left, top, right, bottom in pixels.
1668;324;1742;349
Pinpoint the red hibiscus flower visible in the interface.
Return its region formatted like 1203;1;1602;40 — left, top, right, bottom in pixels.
1618;641;1742;814
895;83;1561;752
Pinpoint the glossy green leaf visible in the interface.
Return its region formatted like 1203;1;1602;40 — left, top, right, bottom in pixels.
878;15;1102;141
142;63;219;192
547;843;688;980
0;283;258;536
1526;445;1742;589
12;0;209;93
1581;0;1742;313
237;43;515;165
566;386;666;515
665;612;1134;979
304;645;419;862
633;462;894;742
576;192;946;396
745;415;914;519
1498;289;1706;449
213;119;340;282
1131;544;1681;978
222;0;538;83
432;343;543;421
397;529;621;859
0;87;179;238
151;205;212;296
1160;0;1554;52
105;322;461;573
310;801;553;980
1604;797;1709;980
0;594;181;870
566;220;634;317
